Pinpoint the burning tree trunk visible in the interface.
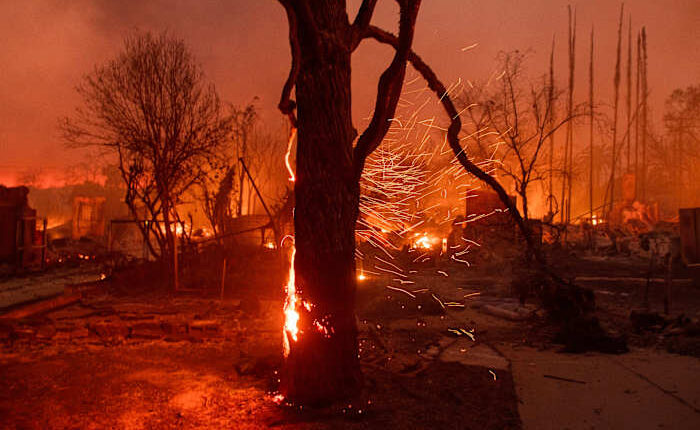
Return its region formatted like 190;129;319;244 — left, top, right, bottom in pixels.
282;19;361;402
276;0;420;405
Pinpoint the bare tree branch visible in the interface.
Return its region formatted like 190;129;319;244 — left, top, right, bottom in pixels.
277;1;300;127
351;0;378;50
353;0;421;180
362;25;537;259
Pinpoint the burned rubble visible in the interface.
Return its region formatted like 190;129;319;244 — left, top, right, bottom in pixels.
2;1;700;429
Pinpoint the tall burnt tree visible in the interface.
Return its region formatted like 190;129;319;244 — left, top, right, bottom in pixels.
276;0;420;404
605;4;624;217
276;0;591;405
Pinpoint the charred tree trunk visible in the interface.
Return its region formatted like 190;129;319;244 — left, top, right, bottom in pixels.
634;32;641;198
607;4;624;217
277;0;420;405
589;27;595;218
280;5;362;404
547;38;556;218
625;16;632;172
566;6;576;224
640;27;648;201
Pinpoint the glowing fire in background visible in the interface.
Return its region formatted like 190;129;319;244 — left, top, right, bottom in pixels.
413;232;434;249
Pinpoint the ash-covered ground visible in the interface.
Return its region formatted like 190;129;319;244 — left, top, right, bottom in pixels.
1;243;699;429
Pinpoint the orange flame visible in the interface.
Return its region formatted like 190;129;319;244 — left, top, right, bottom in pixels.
283;244;299;357
285;128;297;182
282;125;298;358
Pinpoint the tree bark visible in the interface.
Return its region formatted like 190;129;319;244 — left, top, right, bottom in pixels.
280;3;362;404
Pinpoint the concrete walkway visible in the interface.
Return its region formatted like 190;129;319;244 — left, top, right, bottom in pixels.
499;345;700;430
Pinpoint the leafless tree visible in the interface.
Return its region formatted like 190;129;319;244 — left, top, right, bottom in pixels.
459;51;580;222
62;31;234;268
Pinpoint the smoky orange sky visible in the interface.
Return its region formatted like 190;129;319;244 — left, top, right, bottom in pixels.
1;0;698;187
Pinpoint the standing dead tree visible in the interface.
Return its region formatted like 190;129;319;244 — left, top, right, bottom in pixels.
63;32;234;272
276;0;421;405
588;27;595;218
547;38;557;219
604;4;625;217
625;15;633;172
561;5;576;225
640;27;649;201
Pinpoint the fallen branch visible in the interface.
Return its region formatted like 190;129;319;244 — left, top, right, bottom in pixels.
543;374;587;384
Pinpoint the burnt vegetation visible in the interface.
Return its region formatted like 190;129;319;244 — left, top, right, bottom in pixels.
1;1;700;429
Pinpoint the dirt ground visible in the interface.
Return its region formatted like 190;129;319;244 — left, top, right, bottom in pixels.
1;247;699;429
0;257;521;429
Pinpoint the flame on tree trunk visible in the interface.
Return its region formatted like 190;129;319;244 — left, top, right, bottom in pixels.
276;0;421;405
278;4;361;405
280;44;362;400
